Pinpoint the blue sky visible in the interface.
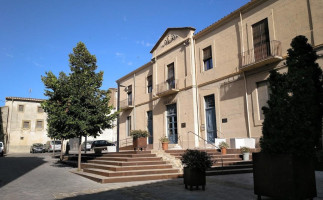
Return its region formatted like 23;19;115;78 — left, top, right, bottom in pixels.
0;0;249;106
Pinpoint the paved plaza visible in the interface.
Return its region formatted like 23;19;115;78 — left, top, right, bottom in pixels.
0;153;322;200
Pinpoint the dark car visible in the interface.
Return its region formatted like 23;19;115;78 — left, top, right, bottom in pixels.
30;143;45;153
91;140;115;150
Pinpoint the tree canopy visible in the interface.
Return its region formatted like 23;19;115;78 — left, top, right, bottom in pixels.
42;42;117;141
260;35;323;157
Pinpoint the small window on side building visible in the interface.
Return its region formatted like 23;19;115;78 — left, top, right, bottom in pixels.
22;120;31;129
18;105;24;112
36;120;44;129
37;106;44;113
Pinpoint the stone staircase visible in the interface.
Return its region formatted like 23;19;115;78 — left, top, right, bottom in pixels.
73;151;182;183
165;149;254;175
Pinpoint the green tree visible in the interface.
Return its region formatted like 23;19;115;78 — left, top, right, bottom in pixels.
42;42;117;169
261;35;323;157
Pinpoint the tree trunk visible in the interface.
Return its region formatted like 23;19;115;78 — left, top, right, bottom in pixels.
60;139;64;161
53;138;55;157
77;136;82;171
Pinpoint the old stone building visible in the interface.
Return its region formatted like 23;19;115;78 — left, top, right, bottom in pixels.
116;0;323;150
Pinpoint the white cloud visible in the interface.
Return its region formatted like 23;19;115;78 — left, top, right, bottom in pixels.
5;53;13;58
33;61;44;68
136;40;153;47
127;62;133;66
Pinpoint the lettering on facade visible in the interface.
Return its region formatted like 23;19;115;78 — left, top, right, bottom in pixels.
161;34;179;48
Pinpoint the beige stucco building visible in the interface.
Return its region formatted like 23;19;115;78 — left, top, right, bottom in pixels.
1;88;118;153
1;97;50;153
116;0;323;150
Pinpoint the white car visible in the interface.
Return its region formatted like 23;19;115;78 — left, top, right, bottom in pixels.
0;142;4;156
45;141;62;152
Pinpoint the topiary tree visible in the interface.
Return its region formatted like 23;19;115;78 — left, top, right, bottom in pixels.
260;35;323;158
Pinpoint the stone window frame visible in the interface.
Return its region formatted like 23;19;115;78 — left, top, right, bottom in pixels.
18;105;25;112
36;119;44;130
37;106;44;113
22;120;31;130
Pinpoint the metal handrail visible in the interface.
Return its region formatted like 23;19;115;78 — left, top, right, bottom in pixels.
187;131;218;148
187;131;224;168
118;137;133;148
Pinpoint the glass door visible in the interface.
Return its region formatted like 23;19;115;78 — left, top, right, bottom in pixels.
205;95;216;143
166;104;178;144
147;111;153;144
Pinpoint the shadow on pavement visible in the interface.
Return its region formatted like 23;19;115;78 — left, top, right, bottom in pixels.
0;156;46;188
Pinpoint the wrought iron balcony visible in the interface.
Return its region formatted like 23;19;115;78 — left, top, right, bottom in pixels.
120;98;134;110
239;40;282;71
156;79;179;97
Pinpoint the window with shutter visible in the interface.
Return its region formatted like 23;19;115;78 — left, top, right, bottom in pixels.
252;18;270;62
203;46;213;71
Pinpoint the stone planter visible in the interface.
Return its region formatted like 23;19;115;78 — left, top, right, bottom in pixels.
183;167;206;191
133;137;147;151
253;152;317;199
242;152;249;161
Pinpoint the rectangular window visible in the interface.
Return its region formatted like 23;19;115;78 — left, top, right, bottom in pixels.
18;105;24;112
36;120;44;129
147;75;152;93
167;63;175;89
22;120;31;129
127;85;132;106
252;18;270;62
203;46;213;71
257;81;269;120
37;106;44;113
126;116;132;136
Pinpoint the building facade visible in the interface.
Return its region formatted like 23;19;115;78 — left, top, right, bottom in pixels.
1;97;49;153
1;88;118;153
116;0;323;150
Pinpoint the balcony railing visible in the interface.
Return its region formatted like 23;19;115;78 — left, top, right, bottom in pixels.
156;79;179;97
120;98;134;110
239;40;282;71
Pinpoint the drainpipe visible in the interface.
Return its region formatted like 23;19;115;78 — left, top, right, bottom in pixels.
116;83;121;152
190;34;199;148
240;12;251;138
133;73;136;130
243;72;251;138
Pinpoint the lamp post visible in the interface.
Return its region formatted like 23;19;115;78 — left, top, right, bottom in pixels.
116;84;126;152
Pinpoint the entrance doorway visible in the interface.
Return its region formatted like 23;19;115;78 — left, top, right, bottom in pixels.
166;104;178;144
147;111;153;144
205;95;216;143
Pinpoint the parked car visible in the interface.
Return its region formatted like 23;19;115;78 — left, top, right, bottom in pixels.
81;141;93;151
44;140;62;152
0;142;4;156
91;140;115;150
30;143;45;153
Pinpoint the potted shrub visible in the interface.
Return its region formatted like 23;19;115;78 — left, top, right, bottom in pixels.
218;141;229;155
159;136;170;150
253;36;321;200
181;149;213;191
240;147;250;161
130;130;149;151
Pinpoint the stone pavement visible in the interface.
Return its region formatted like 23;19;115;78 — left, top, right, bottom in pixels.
0;153;322;200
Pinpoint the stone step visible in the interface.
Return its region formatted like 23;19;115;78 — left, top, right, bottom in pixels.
208;164;253;171
101;153;157;158
94;157;162;162
212;161;252;167
87;159;167;166
81;163;173;171
74;171;182;183
83;167;179;177
206;168;253;176
213;158;243;162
